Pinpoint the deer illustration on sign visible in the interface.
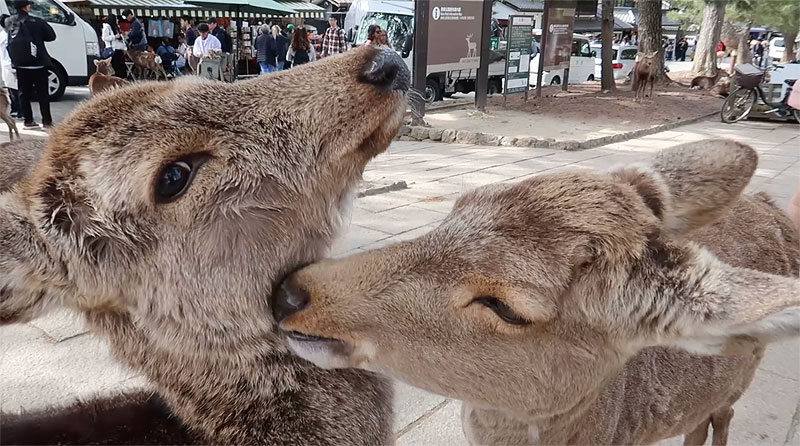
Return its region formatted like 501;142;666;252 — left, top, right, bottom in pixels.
466;34;477;57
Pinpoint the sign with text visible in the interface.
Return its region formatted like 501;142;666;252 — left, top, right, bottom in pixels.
542;5;575;71
504;15;533;95
427;0;484;72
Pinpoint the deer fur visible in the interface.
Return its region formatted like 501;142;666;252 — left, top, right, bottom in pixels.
277;139;800;445
0;46;408;444
89;58;129;96
632;51;658;102
0;87;19;140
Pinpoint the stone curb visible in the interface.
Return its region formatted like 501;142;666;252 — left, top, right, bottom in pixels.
394;111;717;151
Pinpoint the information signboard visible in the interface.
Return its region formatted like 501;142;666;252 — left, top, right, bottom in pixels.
541;5;576;71
504;15;534;98
427;0;484;72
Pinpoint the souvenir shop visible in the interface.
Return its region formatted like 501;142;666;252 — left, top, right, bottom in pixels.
69;0;325;79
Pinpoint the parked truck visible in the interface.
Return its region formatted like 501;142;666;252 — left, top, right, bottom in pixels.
350;0;506;104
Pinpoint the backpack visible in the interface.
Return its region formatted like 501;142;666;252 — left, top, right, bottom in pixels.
293;48;310;65
8;17;38;67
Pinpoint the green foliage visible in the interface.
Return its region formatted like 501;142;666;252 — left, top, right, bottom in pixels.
669;0;799;34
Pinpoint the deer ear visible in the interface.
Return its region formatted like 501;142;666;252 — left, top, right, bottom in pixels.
638;247;800;355
610;139;757;233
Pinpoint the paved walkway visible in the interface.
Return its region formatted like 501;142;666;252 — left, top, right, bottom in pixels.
1;118;798;445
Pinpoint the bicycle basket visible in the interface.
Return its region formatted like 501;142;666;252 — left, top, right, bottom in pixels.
734;63;764;89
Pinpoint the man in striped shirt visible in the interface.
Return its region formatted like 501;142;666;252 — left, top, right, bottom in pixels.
321;16;347;57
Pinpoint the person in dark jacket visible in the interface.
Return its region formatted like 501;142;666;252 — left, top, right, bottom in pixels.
122;9;147;51
274;25;289;70
6;0;55;129
181;16;197;46
255;24;277;73
208;17;232;53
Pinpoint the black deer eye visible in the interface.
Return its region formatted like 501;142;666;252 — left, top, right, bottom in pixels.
155;160;194;203
474;297;531;326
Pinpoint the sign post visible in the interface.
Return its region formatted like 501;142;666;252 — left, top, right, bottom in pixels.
536;0;576;95
412;0;430;125
475;0;492;112
504;15;534;103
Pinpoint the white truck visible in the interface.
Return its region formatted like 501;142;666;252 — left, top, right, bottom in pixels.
349;0;506;104
1;0;99;100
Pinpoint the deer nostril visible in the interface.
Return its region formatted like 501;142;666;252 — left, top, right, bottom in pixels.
360;48;410;92
272;278;311;323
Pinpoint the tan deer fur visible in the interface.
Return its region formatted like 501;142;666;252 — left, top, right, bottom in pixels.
278;139;800;445
0;46;407;444
89;58;129;96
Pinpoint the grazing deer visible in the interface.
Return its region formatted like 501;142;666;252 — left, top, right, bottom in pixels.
276;140;800;445
466;34;477;58
127;49;168;81
0;87;18;140
0;47;409;444
89;58;129;96
632;51;658;102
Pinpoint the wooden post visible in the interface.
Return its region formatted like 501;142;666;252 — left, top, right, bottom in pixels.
412;0;429;125
475;0;493;112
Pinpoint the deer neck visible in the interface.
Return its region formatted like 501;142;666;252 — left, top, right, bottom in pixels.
86;310;297;442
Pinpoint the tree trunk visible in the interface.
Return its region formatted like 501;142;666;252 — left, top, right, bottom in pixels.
736;22;752;66
782;30;797;62
601;0;616;91
637;0;665;80
692;0;726;76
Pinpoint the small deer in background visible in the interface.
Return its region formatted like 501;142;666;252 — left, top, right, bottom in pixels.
0;87;19;140
466;34;477;58
89;58;129;96
127;49;168;81
632;51;658;102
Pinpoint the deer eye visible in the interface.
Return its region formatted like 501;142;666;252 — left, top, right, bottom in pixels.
154;155;209;203
474;297;531;326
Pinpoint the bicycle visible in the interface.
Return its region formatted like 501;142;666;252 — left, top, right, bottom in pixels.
720;63;799;124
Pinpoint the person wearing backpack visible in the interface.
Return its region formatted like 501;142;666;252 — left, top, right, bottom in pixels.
5;0;55;130
285;26;315;68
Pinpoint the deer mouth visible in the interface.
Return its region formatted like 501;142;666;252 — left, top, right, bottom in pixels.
285;330;355;369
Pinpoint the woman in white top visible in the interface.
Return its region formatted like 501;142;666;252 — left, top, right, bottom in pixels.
0;14;20;118
101;14;128;79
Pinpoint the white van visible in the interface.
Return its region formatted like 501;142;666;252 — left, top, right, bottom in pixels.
1;0;99;100
530;32;595;86
590;43;637;81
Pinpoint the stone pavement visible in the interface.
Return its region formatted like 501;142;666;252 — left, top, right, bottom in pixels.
1;117;798;445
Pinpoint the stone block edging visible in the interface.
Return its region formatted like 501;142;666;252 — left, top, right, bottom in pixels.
396;112;716;151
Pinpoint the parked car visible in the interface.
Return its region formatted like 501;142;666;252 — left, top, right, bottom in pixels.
0;0;99;100
769;37;784;61
590;44;637;81
530;33;595;86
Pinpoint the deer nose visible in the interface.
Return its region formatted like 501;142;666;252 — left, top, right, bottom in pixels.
360;48;410;93
273;276;311;324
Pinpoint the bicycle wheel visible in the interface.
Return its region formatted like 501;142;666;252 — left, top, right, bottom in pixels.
721;88;756;123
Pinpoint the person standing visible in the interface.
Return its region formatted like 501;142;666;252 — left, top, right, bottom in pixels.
101;14;127;79
255;24;276;73
122;9;147;51
321;16;346;58
193;23;221;58
207;18;232;53
181;16;197;46
6;0;55;129
274;25;289;70
676;38;688;62
754;39;765;67
0;14;20;119
285;26;316;67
